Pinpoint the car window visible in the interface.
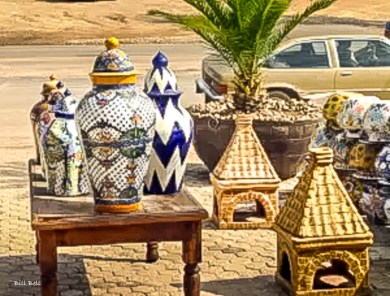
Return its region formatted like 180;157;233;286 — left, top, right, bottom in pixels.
264;41;330;69
335;39;390;67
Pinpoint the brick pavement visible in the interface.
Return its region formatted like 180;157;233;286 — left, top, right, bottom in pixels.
1;148;390;296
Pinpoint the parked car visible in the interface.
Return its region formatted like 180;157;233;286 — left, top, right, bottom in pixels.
196;35;390;102
386;22;390;39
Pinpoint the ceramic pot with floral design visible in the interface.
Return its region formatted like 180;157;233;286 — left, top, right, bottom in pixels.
337;96;380;139
40;86;90;196
362;102;390;142
75;37;156;213
375;145;390;180
309;122;339;149
143;51;193;194
331;132;356;170
322;92;358;131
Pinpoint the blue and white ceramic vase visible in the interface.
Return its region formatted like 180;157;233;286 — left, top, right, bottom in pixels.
143;51;194;194
75;37;156;213
39;85;90;196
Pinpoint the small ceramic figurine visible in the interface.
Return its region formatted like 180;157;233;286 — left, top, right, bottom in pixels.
363;102;390;142
143;51;194;194
76;37;156;213
337;95;380;139
30;75;59;170
40;84;90;196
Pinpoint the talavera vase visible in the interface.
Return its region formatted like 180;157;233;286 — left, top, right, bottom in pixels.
143;51;194;194
30;75;59;180
40;85;90;196
76;37;156;213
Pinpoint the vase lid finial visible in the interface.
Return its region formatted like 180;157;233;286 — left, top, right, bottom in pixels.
152;51;169;68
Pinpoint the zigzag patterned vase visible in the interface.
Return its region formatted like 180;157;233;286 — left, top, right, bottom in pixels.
144;51;194;194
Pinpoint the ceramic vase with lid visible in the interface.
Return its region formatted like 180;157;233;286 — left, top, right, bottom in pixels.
337;95;380;139
362;102;390;143
75;37;156;213
40;84;90;196
143;51;194;194
30;75;59;177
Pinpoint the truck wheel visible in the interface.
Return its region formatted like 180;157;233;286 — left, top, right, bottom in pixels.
268;91;291;101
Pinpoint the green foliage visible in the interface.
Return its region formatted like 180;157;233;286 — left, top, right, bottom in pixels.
148;0;337;104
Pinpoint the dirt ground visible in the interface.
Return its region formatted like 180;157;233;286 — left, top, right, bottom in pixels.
0;0;389;45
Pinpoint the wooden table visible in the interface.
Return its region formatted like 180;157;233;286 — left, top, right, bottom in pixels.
28;159;208;296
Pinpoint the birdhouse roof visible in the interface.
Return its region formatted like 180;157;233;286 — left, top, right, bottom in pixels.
274;147;372;239
212;114;280;184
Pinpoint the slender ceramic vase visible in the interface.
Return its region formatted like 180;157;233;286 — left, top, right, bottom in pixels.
30;75;59;181
40;85;90;196
75;37;156;213
143;51;194;194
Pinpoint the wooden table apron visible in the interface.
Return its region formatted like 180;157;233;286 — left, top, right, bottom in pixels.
28;159;208;296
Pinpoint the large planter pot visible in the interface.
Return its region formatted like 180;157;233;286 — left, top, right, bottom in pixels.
143;52;194;194
75;38;156;213
192;116;319;180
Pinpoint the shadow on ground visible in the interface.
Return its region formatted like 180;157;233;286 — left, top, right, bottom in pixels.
1;254;92;296
172;275;286;296
185;163;210;187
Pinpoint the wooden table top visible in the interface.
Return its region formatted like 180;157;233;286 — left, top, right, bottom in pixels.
29;160;208;231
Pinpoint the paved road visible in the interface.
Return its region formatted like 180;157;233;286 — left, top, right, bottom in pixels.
1;23;389;296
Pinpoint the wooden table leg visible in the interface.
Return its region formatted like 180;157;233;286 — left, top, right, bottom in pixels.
38;231;57;296
146;241;159;263
182;222;202;296
35;232;40;264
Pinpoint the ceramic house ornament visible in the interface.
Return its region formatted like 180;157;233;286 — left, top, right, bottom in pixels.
210;114;281;229
144;51;194;194
362;102;390;142
274;147;373;296
40;85;90;196
76;37;156;213
337;95;380;139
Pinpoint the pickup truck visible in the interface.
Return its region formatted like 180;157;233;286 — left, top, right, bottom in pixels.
196;35;390;102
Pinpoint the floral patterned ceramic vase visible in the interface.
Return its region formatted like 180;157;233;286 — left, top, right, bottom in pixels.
40;85;90;196
337;96;380;139
375;145;390;181
362;102;390;142
75;37;156;213
143;51;194;194
309;122;339;149
332;132;356;170
30;75;59;180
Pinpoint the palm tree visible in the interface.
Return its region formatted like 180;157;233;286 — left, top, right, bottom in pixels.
149;0;338;112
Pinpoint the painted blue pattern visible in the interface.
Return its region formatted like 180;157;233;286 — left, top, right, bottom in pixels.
144;51;194;194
